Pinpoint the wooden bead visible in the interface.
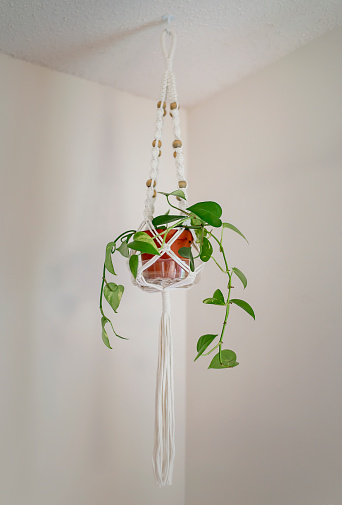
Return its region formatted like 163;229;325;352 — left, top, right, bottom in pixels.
176;196;182;201
163;109;166;116
157;101;166;109
173;151;177;158
173;139;182;149
170;102;177;110
178;180;187;189
152;139;162;148
170;112;173;118
153;190;157;198
146;179;156;188
158;150;162;157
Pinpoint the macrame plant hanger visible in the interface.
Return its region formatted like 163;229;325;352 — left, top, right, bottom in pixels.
131;25;204;487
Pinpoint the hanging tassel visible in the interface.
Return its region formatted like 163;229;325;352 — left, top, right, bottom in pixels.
152;289;175;486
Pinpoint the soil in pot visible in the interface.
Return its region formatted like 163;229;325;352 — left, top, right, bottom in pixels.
141;228;193;286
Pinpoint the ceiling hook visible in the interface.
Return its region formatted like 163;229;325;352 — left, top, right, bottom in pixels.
161;14;175;35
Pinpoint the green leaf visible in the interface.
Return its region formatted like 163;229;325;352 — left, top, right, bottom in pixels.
178;246;191;258
129;255;138;279
101;317;112;349
222;223;248;243
203;288;226;305
128;241;159;255
105;242;116;275
191;216;204;241
200;236;213;262
152;214;182;227
104;283;124;313
187;201;222;227
101;315;127;346
191;216;202;227
195;227;203;242
170;189;186;199
230;299;255;319
117;241;130;258
129;231;160;255
178;246;195;272
107;317;128;340
159;189;186;200
194;334;218;361
208;350;238;369
232;267;247;289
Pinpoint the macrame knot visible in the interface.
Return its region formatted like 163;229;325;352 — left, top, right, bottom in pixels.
162;289;171;313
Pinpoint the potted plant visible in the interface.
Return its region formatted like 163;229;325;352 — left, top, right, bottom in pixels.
140;227;193;283
99;189;255;368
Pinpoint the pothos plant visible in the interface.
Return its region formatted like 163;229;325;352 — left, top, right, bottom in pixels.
99;189;255;369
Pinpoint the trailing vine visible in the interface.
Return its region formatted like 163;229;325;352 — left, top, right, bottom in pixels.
99;190;255;368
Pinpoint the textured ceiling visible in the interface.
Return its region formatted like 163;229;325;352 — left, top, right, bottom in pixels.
1;0;342;107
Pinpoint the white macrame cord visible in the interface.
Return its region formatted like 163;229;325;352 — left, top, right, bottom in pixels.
144;29;188;221
132;29;203;487
152;290;175;486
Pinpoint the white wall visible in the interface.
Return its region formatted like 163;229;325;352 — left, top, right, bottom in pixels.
2;25;342;505
186;27;342;505
0;53;188;505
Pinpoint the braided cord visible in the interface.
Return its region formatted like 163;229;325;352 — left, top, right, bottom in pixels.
143;29;188;220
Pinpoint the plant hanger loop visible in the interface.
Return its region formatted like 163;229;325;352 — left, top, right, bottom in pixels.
161;29;177;70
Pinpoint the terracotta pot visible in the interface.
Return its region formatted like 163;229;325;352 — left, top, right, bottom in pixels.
141;228;193;284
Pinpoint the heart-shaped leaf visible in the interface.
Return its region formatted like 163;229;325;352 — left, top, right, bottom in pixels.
203;288;226;305
128;241;159;255
230;299;255;319
200;237;213;262
104;283;124;313
129;255;138;279
208;350;238;369
222;223;248;243
159;189;186;200
117;241;130;258
232;267;247;289
178;246;195;272
194;334;218;361
178;246;191;258
101;317;112;349
170;189;186;199
187;202;222;227
133;231;159;244
129;231;160;255
101;316;127;346
152;214;182;227
105;242;116;275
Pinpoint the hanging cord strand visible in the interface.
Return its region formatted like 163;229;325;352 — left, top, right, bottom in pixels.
164;30;188;212
169;70;188;212
143;66;169;220
143;28;189;221
153;289;175;486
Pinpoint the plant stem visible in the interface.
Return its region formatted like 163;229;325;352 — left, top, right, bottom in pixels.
208;230;231;366
113;230;136;249
99;264;106;318
202;342;220;356
218;272;232;364
166;196;191;216
211;255;226;273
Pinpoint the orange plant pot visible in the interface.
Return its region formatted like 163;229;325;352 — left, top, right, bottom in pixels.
141;229;193;284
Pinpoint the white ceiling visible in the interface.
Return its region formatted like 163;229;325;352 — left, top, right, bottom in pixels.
1;0;342;107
